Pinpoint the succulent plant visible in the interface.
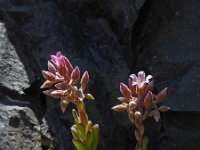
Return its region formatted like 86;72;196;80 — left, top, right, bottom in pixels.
112;71;169;150
41;51;99;150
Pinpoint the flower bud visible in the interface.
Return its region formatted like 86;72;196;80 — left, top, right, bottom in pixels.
129;100;137;110
60;99;68;113
155;87;167;104
81;71;89;92
128;78;137;96
152;109;160;122
48;61;56;75
120;83;132;98
85;93;94;100
144;91;152;108
145;80;154;93
50;90;64;99
159;106;170;112
42;70;55;81
64;56;73;76
40;80;54;89
55;82;69;90
117;97;128;103
111;104;128;112
43;89;55;96
135;111;142;119
71;66;80;84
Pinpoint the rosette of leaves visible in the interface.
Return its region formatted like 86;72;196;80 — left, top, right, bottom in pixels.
71;102;99;150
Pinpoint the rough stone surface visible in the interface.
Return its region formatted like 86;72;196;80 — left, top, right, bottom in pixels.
159;111;200;150
0;22;30;94
136;0;200;150
0;96;41;150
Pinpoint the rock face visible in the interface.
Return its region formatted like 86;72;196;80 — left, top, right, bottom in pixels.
136;0;200;150
0;0;200;150
0;96;41;149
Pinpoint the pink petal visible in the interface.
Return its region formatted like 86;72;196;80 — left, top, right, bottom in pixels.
139;81;146;89
146;75;153;83
130;74;137;82
138;71;145;82
132;81;138;86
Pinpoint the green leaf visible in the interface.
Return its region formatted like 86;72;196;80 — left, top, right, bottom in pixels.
90;124;100;150
77;123;86;140
71;125;79;140
139;125;144;136
142;136;148;150
135;118;139;128
72;109;79;124
86;121;93;133
86;131;93;149
72;139;86;150
134;130;141;141
77;101;85;112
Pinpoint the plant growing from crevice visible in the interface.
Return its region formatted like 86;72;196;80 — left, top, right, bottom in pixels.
41;51;99;150
112;71;169;150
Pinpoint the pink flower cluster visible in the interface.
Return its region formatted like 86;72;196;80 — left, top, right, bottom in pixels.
41;51;94;112
112;71;168;122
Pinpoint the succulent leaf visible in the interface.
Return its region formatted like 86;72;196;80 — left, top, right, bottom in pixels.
72;139;87;150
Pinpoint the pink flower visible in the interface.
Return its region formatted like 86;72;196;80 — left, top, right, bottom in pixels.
129;71;153;89
51;51;73;80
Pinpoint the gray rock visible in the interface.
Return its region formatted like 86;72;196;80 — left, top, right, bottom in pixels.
159;111;200;150
0;22;30;95
138;0;200;111
0;96;41;150
137;0;200;150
